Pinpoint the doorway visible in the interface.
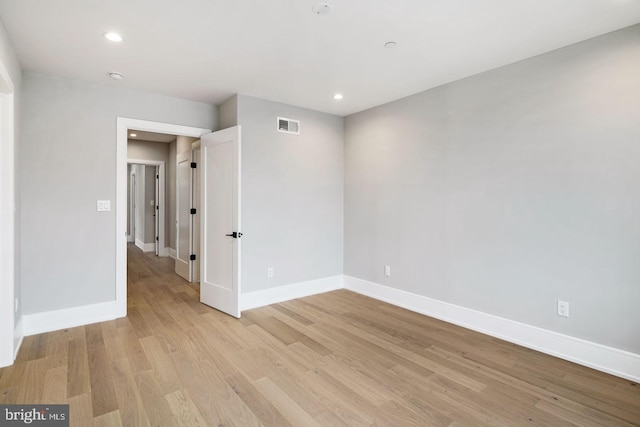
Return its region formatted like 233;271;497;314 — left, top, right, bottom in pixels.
127;161;163;254
117;118;242;319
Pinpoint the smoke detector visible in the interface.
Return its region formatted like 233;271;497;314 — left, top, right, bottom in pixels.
312;3;331;15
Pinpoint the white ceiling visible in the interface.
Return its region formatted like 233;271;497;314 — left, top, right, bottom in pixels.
0;0;639;116
128;130;176;143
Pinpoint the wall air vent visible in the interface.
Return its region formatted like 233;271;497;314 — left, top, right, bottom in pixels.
277;117;300;135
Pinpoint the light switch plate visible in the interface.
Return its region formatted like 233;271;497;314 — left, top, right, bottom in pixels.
97;200;111;212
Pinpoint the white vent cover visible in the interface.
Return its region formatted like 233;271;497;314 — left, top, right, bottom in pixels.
277;117;300;134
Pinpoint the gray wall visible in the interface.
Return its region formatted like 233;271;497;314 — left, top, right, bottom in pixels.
20;72;217;315
167;140;177;250
219;95;238;129
344;25;640;354
237;95;344;292
128;139;171;162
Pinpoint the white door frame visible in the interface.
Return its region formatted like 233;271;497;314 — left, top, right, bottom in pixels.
0;59;17;367
117;118;211;317
127;159;166;255
128;169;136;243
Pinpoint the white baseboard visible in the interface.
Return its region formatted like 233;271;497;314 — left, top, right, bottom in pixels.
127;234;134;243
168;248;176;259
135;239;155;253
241;275;344;311
344;276;640;383
23;300;123;336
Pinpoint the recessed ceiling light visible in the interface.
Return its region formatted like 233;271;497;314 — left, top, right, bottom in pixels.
129;133;137;137
104;32;123;42
109;72;124;80
384;41;398;49
312;3;331;15
334;93;343;100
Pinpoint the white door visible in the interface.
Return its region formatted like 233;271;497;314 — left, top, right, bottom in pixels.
175;151;193;281
192;142;201;283
200;126;241;318
154;166;160;256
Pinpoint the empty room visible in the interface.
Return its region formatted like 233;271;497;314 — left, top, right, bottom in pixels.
0;1;638;426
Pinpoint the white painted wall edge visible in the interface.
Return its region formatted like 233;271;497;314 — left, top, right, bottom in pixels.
343;275;640;383
22;301;123;336
241;275;344;311
13;317;22;360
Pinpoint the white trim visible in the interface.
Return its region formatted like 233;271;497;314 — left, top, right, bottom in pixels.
344;276;640;383
0;58;16;367
241;275;344;311
23;301;120;336
117;118;212;319
168;248;177;259
127;234;134;243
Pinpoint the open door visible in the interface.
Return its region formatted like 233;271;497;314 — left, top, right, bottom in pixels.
191;141;201;283
175;151;193;281
154;166;160;256
200;126;241;318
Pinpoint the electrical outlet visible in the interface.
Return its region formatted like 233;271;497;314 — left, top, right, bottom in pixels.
384;265;391;277
557;300;569;317
267;267;274;278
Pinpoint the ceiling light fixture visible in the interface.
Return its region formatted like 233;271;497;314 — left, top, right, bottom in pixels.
109;72;124;80
104;32;123;42
334;93;343;100
384;41;398;49
130;133;137;137
312;3;331;15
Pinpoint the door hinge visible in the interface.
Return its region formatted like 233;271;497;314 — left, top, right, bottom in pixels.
190;162;197;168
190;208;196;214
156;205;159;210
156;175;159;179
156;236;159;241
190;254;196;261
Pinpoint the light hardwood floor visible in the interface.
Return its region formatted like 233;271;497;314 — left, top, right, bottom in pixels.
1;244;638;426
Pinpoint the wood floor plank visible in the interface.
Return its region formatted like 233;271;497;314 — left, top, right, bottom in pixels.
0;243;637;426
139;335;182;395
86;324;119;417
164;389;208;427
110;358;150;427
42;365;68;403
68;394;93;427
67;337;90;398
253;377;323;427
134;370;179;426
